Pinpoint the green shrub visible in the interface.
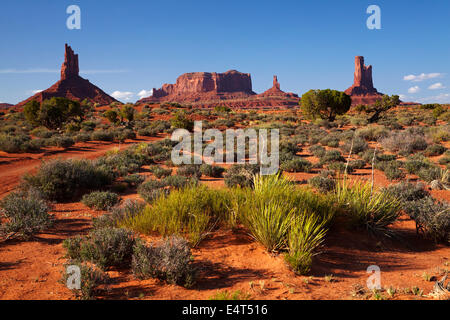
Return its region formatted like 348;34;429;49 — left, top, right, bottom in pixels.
92;200;145;230
200;164;225;178
137;179;166;203
424;144;446;157
404;198;449;244
308;175;336;193
162;175;197;189
356;126;389;141
74;132;91;143
405;157;432;174
320;150;345;164
380;131;427;156
224;164;260;188
171;111;194;131
43;135;75;148
63;227;136;270
0;133;39;153
177;164;202;179
341;138;368;154
91;130;114;142
417;166;442;183
349;160;366;170
81;192;120;210
23;159;112;201
123;174;145;187
328;162;353;174
131;237;196;287
385;182;429;203
281;158;313;173
383;164;406;181
149;166;172;179
62;263;109;300
334;181;401;236
309;145;326;157
0;189;53;239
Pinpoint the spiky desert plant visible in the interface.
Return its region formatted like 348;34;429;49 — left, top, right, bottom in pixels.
243;201;295;253
334;180;401;236
285;211;328;275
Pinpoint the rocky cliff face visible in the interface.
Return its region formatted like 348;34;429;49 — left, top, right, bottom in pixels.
16;44;117;107
138;70;255;103
0;103;13;110
345;56;383;105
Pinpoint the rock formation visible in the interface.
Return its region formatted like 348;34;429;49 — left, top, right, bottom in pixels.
137;70;256;104
60;44;79;80
0;103;13;110
345;56;383;105
16;44;117;107
258;75;299;99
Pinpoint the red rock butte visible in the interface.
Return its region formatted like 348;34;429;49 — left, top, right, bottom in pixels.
138;70;256;104
16;44;117;107
345;56;384;105
138;72;299;108
258;76;298;99
0;103;13;110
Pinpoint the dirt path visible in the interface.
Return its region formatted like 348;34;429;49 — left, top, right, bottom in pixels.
0;136;161;198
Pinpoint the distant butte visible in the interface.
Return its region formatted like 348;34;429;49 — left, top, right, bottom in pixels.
345;56;384;105
16;44;117;108
258;75;298;99
137;70;256;104
0;103;13;110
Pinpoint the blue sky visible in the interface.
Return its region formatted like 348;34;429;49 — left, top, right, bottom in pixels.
1;0;449;104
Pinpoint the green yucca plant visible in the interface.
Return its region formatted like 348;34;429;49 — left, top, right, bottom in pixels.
334;180;401;236
239;174;296;252
285;211;328;275
120;185;231;247
242;201;295;252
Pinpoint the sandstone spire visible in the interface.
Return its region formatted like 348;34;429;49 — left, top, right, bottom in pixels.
345;56;383;105
61;44;79;80
273;76;280;90
16;44;117;107
353;56;374;90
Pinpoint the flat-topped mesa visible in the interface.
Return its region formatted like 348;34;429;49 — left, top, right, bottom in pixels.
138;70;255;103
345;56;383;105
61;44;79;80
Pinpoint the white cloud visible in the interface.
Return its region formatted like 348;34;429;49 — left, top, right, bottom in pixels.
399;94;408;100
137;89;153;99
428;83;446;90
408;86;420;94
417;93;450;104
111;91;134;101
30;89;43;94
403;73;443;82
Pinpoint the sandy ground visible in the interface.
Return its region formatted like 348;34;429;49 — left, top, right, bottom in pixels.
0;134;449;300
